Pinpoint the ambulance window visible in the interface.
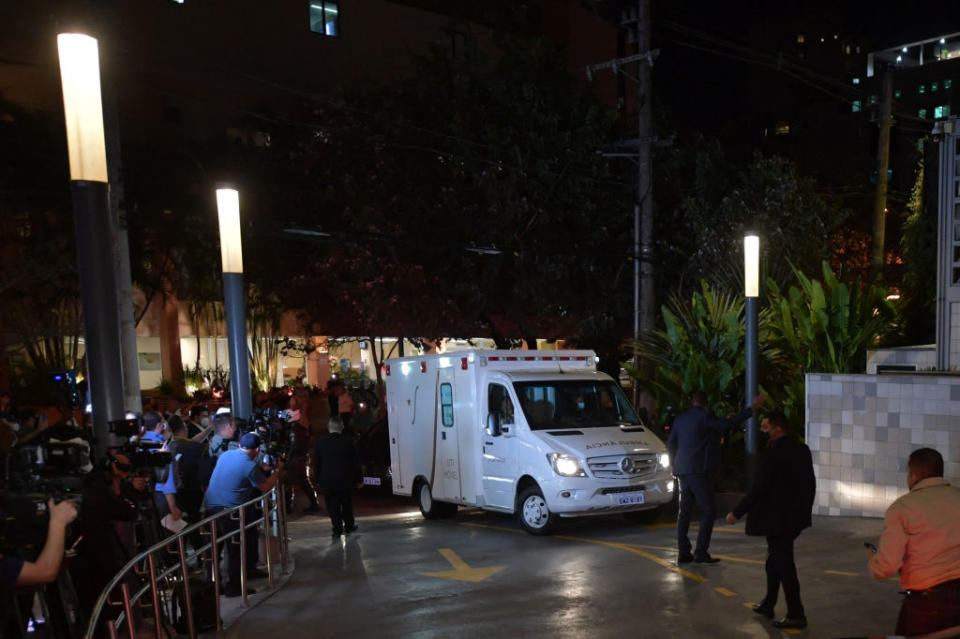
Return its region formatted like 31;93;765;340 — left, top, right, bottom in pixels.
488;384;514;425
440;383;454;427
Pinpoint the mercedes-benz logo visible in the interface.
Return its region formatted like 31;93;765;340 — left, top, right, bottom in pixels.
620;457;635;474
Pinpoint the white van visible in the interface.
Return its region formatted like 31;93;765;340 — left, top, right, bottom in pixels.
384;349;674;534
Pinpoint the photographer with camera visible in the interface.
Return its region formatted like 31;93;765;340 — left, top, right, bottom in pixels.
1;498;78;591
282;409;321;514
71;452;151;613
203;433;282;597
139;412;182;532
168;416;205;527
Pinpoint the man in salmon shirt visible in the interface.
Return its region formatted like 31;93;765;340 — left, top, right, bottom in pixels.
868;447;960;636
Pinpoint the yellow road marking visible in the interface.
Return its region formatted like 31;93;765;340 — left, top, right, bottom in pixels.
824;569;859;576
744;602;758;610
552;534;707;582
715;587;737;597
622;542;766;566
461;522;705;582
421;548;507;583
782;629;802;635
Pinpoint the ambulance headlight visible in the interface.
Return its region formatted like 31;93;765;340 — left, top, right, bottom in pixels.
658;453;670;469
547;453;586;477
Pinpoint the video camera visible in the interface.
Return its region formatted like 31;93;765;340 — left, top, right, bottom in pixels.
250;408;294;468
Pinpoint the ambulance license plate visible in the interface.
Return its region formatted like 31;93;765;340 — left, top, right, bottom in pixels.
363;476;381;486
617;492;645;505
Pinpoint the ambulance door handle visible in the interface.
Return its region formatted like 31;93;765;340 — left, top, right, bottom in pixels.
484;441;493;446
441;432;446;440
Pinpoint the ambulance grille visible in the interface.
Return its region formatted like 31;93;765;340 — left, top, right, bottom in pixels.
587;453;658;479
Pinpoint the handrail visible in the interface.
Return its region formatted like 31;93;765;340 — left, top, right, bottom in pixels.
84;483;289;639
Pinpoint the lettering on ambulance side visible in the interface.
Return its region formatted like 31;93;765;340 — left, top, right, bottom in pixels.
584;440;645;450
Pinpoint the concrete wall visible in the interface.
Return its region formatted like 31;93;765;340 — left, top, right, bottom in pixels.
805;372;960;518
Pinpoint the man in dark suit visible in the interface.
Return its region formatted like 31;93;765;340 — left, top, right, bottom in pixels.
667;391;765;564
726;412;816;630
313;416;363;538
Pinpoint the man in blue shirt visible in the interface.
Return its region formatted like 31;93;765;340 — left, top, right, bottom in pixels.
204;432;283;597
140;411;182;526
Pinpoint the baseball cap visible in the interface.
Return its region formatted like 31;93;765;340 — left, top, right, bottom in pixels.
239;432;261;450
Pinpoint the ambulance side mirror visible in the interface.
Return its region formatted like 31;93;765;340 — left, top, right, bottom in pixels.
486;412;502;437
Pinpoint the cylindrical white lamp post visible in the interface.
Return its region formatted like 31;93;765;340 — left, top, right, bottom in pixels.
744;234;760;482
216;188;253;424
58;33;126;456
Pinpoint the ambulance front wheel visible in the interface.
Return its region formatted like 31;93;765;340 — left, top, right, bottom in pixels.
517;485;557;535
416;479;457;519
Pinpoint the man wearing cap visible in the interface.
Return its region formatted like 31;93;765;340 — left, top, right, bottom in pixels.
204;432;284;597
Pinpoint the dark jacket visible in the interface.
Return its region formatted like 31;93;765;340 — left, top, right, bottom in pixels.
312;432;362;492
667;405;753;474
732;435;816;537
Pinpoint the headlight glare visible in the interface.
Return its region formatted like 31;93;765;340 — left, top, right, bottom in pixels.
547;453;586;477
659;452;670;469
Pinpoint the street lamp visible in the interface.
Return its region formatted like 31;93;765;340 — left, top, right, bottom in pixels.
57;33;126;457
216;188;252;423
744;233;760;482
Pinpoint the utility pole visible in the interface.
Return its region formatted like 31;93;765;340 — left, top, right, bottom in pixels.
871;65;893;281
635;0;655;418
587;0;657;415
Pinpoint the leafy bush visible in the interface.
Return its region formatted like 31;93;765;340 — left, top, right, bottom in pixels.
763;261;898;433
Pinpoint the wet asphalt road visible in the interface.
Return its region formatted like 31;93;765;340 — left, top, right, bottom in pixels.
222;495;901;639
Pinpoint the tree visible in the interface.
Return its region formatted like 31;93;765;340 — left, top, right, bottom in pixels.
657;141;850;297
245;34;633;350
898;155;937;345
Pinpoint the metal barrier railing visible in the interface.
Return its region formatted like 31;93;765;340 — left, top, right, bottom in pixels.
84;484;290;639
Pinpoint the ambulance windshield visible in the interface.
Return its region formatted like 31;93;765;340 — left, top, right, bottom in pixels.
514;380;642;430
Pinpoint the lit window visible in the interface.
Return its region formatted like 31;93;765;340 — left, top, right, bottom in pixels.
894;89;902;99
852;77;860;85
797;34;805;44
869;94;878;105
919;108;928;118
919;84;926;94
946;79;953;89
856;46;861;54
309;1;339;37
851;100;862;112
932;82;940;92
845;45;851;55
935;105;951;119
775;122;790;135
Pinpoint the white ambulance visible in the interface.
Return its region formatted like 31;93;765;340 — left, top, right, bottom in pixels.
384;349;674;534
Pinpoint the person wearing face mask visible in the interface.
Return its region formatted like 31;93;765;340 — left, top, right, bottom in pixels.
187;405;212;440
725;412;816;630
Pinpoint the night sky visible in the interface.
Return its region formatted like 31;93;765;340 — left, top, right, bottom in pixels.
654;0;960;138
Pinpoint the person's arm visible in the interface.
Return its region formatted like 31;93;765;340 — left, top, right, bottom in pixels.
869;505;907;580
706;394;766;431
15;414;50;445
256;459;285;493
190;423;215;443
16;499;78;586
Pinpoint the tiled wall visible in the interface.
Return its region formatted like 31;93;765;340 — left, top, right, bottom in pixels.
865;345;935;374
805;373;960;518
